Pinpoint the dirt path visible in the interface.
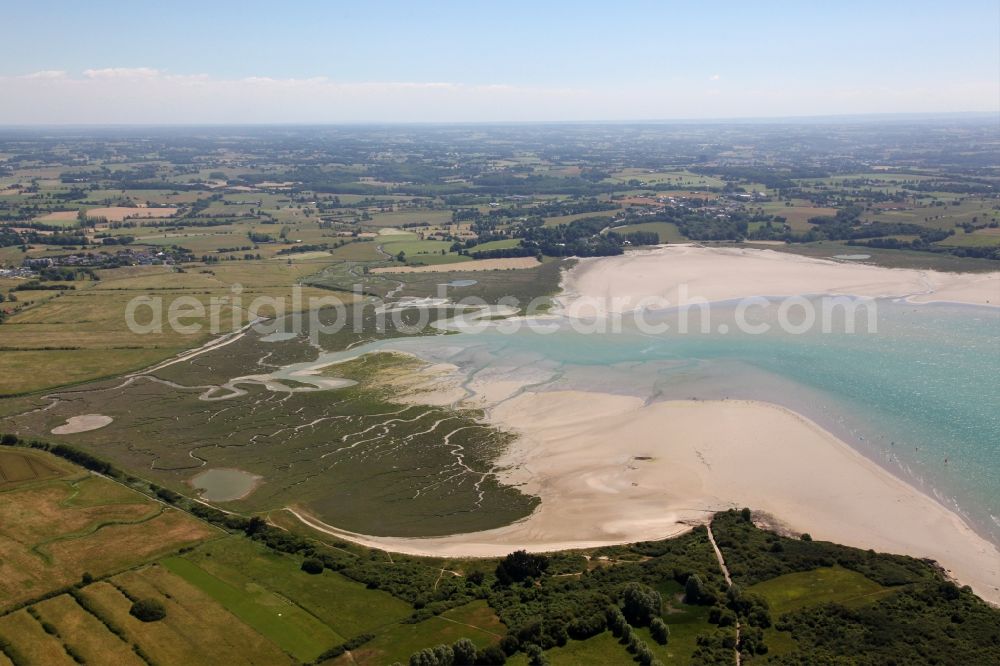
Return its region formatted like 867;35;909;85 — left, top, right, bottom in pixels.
706;522;740;666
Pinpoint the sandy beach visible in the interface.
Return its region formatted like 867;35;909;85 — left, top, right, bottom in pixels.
559;245;999;316
290;392;1000;604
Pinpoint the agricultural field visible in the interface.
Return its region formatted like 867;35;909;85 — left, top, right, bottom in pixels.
606;168;726;189
0;447;218;611
608;221;685;243
0;256;360;395
77;571;291;666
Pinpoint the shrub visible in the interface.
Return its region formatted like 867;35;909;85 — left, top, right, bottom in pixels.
621;582;662;626
452;638;477;665
650;617;670;645
496;550;549;585
409;643;454;666
684;574;706;604
129;598;166;622
301;558;324;574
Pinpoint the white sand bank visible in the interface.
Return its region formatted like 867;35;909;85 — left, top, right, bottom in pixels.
51;414;113;434
559;245;999;316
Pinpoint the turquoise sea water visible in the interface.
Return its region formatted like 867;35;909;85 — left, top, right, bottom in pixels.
350;298;1000;545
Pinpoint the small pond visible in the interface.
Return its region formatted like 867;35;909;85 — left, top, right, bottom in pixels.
190;468;261;501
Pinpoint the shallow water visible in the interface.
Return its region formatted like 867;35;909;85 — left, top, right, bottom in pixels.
190;468;260;501
337;298;1000;544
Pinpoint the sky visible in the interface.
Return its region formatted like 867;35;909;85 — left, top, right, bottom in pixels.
1;0;998;124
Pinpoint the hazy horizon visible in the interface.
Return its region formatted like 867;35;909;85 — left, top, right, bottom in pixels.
2;0;998;124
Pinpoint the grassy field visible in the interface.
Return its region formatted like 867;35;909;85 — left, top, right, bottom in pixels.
937;228;1000;248
346;601;505;665
533;631;629;665
760;201;838;232
165;536;413;655
606;168;725;189
0;348;177;396
81;571;292;665
0;447;218;610
745;566;897;660
542;211;617;227
610;221;685;243
748;565;895;616
162;556;339;661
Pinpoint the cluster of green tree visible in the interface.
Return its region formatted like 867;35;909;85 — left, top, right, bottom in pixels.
770;582;1000;665
692;166;828;190
266;166;465;197
276;243;329;255
99;235;135;245
519;216;623;256
711;510;935;586
51;188;89;201
850;237;1000;260
0;228;25;248
472;174;615;197
912;180;995;194
462;199;619;225
200;253;261;263
710;510;1000;664
247;230;275;243
24;231;90;246
607;602;661;665
485;528;738;663
408;637;504;666
958;218;999;233
11;281;75;292
674;214;750;241
312;632;376;663
142;218;234;228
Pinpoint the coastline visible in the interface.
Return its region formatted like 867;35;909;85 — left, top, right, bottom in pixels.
287;391;1000;605
282;245;1000;604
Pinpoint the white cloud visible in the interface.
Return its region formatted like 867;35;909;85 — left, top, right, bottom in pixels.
710;74;721;81
19;70;67;80
83;67;161;79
